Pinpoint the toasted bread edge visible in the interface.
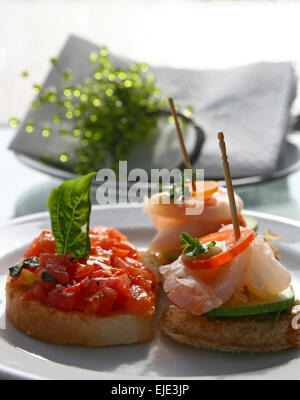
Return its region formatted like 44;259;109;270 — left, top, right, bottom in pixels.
161;304;300;353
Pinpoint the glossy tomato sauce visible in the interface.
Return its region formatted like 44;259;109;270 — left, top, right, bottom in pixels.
11;226;156;316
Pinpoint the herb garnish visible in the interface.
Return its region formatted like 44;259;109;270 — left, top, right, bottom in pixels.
9;257;40;277
159;173;193;201
41;271;59;284
47;172;96;258
181;232;216;258
166;183;192;201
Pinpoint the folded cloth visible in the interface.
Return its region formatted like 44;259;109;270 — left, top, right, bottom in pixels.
9;34;297;180
153;62;297;179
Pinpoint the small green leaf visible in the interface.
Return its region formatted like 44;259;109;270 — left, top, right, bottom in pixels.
207;241;216;249
181;232;198;247
180;232;216;258
33;84;42;93
159;175;192;201
9;117;19;127
9;257;40;277
62;69;72;81
47;172;96;258
50;57;58;65
41;271;59;284
9;262;24;277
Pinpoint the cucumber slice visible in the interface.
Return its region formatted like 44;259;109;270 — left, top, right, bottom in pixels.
243;215;259;232
204;286;295;317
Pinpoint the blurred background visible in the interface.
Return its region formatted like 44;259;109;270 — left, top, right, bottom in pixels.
2;0;300;122
2;0;300;221
0;0;300;124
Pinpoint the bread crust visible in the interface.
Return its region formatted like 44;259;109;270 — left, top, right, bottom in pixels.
161;304;300;353
6;250;161;346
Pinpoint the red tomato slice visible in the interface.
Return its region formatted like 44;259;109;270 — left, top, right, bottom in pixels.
183;229;256;270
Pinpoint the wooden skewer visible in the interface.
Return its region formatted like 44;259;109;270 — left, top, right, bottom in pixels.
218;131;241;241
168;97;196;193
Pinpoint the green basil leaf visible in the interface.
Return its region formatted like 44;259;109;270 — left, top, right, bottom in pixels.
47;172;96;258
9;257;40;277
23;257;40;268
9;262;23;277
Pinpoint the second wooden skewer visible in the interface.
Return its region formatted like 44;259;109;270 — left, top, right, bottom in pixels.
168;97;196;193
218;131;241;241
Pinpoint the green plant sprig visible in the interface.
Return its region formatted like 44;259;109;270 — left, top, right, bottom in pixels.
159;179;192;201
10;47;194;176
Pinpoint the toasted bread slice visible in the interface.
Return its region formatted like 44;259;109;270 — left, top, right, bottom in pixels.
6;250;161;346
161;304;300;353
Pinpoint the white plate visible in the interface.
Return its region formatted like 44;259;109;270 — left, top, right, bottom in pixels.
0;205;300;380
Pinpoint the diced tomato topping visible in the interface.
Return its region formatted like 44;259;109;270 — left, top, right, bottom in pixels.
85;287;118;315
111;247;130;259
81;276;101;297
93;226;128;241
18;225;155;315
29;281;56;302
122;284;154;313
89;226;138;259
75;264;97;280
47;288;77;311
115;273;131;297
40;254;71;284
24;230;56;258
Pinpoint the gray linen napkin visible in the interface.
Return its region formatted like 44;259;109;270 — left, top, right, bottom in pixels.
9;34;297;180
153;63;296;179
